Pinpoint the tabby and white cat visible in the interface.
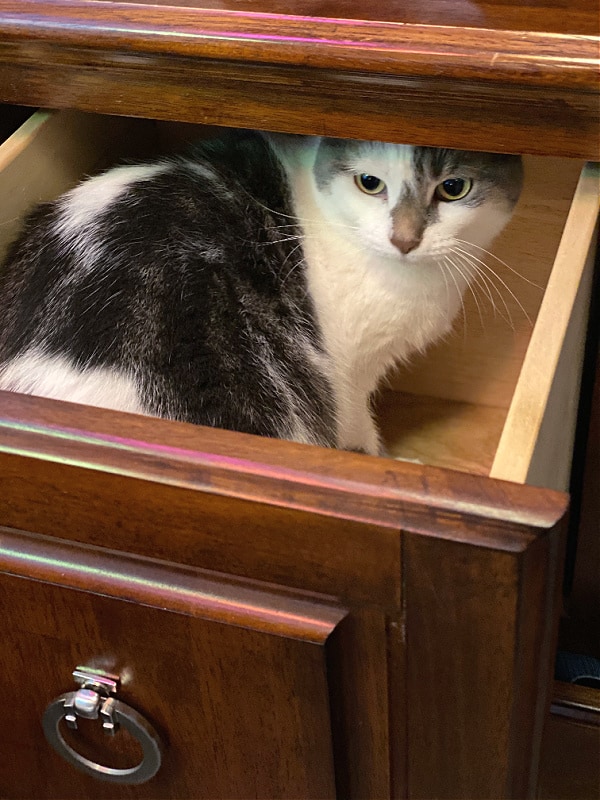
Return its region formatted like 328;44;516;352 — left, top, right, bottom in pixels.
0;131;522;455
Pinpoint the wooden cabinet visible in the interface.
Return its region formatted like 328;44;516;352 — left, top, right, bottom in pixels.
0;391;571;799
0;2;598;797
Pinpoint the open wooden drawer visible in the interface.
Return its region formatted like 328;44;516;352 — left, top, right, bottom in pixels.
0;109;598;799
1;109;597;492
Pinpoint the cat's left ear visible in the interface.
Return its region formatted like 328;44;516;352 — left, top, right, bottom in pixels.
261;131;321;161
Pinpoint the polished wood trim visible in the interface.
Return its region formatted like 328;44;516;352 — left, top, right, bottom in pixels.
0;525;345;641
0;0;597;90
79;0;600;36
0;391;568;549
0;0;598;157
551;681;600;724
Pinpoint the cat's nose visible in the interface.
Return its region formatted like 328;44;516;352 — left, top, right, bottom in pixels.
391;234;421;255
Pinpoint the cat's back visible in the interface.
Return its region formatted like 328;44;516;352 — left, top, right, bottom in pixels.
0;130;294;357
0;131;337;446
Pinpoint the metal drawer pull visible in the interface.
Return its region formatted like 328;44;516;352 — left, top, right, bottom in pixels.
42;667;162;784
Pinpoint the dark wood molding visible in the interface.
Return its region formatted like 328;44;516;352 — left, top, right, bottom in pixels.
0;525;346;640
0;391;568;550
0;0;596;88
0;0;598;157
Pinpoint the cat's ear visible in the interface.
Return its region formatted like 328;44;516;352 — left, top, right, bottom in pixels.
261;131;320;164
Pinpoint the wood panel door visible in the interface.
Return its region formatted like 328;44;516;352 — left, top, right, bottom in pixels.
0;393;568;798
0;527;347;799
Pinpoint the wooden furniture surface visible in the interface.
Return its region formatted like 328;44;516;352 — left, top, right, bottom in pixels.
0;392;568;798
539;682;600;799
0;1;599;798
0;0;598;158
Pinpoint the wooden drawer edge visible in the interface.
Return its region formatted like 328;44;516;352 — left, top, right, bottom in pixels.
0;107;50;169
0;108;138;261
551;680;600;725
490;163;600;490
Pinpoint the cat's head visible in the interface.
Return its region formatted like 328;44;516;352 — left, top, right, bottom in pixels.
309;138;523;263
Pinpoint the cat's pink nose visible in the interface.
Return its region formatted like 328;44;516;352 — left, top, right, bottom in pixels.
391;234;421;254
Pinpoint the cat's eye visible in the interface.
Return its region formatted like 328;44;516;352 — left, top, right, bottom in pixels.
355;174;387;196
435;178;472;201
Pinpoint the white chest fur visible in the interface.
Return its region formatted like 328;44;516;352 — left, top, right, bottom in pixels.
288;169;466;454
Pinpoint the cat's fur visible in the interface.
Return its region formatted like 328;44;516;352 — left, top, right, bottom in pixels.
0;131;523;454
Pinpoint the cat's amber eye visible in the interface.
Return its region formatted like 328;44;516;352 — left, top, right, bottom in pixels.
435;178;472;201
355;174;387;196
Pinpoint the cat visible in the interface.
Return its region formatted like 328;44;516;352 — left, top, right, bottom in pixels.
0;130;523;455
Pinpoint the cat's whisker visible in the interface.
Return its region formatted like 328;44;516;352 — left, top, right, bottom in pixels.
453;253;498;319
279;243;305;289
269;235;305;245
440;256;468;338
434;255;452;317
248;196;356;232
452;245;532;326
444;256;478;323
450;248;516;329
454;238;544;290
449;248;513;327
445;255;485;330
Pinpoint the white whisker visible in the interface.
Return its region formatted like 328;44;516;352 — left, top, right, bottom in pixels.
454;238;543;290
446;255;486;330
453;244;533;325
450;248;514;328
441;256;468;337
279;243;305;289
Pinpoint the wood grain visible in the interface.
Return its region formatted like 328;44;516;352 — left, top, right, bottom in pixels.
378;391;507;476
92;0;600;35
539;682;600;799
403;526;564;799
0;0;598;157
0;399;568;798
0;390;569;551
0;566;340;798
326;609;391;798
0;390;569;797
0;0;596;88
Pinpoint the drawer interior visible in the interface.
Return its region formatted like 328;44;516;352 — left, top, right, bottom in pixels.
0;109;597;492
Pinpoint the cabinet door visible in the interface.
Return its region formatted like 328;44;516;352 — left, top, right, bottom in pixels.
0;527;345;799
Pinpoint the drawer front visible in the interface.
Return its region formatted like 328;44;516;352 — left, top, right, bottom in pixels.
0;530;346;799
0;4;598;160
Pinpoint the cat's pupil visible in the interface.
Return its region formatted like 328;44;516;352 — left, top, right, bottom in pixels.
441;179;465;197
360;174;383;192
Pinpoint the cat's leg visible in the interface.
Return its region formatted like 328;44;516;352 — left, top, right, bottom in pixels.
335;391;383;456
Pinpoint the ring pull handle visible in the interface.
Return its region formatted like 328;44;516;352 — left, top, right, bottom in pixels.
42;667;163;785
